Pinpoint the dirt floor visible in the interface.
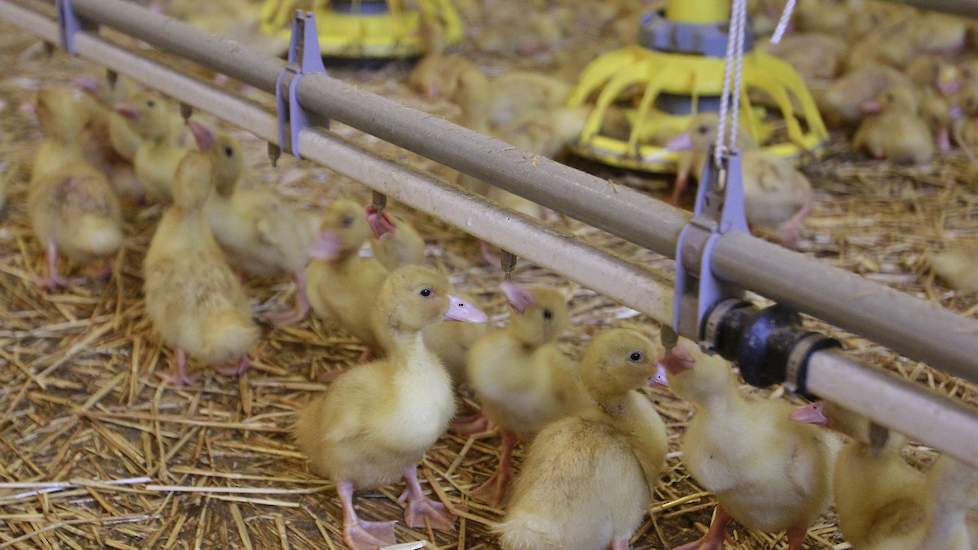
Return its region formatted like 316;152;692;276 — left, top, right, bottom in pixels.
1;1;977;549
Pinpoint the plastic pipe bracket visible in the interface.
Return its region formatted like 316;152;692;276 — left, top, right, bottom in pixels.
673;148;749;349
56;0;94;55
275;11;328;158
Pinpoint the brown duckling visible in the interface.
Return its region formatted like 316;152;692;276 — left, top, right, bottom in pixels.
294;265;487;549
497;328;669;550
854;86;935;164
144;152;259;385
664;342;840;550
29;87;123;290
464;283;585;505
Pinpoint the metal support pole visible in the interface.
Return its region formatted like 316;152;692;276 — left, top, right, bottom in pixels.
2;0;977;467
44;0;978;383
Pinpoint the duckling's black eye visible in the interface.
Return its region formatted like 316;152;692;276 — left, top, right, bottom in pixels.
223;146;234;158
341;216;354;228
629;351;643;362
697;125;708;135
146;100;155;107
419;288;432;297
542;308;553;320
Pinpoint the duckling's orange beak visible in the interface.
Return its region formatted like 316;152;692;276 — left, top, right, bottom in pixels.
501;281;534;313
664;132;693;152
649;363;669;387
189;121;215;152
308;230;343;260
659;345;694;375
444;295;488;323
366;206;396;239
790;402;828;425
859;99;882;114
115;103;141;120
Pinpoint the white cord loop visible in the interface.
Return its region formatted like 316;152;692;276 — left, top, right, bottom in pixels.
770;0;797;45
714;0;749;168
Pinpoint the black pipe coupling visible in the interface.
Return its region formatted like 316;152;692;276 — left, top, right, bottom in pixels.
702;299;840;398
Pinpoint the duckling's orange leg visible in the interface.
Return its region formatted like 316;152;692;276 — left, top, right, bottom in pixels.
38;241;81;290
160;349;199;386
450;407;493;435
669;173;689;206
785;526;807;550
471;430;516;505
263;272;310;326
674;505;730;550
399;465;456;531
338;480;397;549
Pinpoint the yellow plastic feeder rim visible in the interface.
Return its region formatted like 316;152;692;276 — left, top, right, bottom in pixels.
566;1;827;173
259;0;463;59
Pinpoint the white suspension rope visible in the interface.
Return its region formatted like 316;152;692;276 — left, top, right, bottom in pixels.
770;0;797;45
714;0;749;168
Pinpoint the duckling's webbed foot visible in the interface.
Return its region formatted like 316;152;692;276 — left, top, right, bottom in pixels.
262;272;310;326
470;430;516;506
37;241;82;291
450;408;492;435
399;466;456;531
338;481;397;549
159;349;199;386
215;357;250;377
674;505;729;550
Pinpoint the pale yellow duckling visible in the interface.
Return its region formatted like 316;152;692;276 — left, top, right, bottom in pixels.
665;114;813;246
305;199;390;352
854;86;935;164
764;33;846;82
408;16;478;100
487;72;573;129
423;290;490;386
366;205;425;271
29;88;123;290
464;283;585;505
663;342;840;550
190;122;314;326
294;265;487;549
930;246;978;293
144;152;259;385
792;402;978;549
497;328;669;550
816;63;911;128
117;93;189;202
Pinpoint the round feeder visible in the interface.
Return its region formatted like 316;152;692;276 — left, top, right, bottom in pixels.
567;0;827;173
259;0;463;59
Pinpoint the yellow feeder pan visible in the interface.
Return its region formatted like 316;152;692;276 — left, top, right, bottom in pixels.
259;0;463;59
567;0;827;173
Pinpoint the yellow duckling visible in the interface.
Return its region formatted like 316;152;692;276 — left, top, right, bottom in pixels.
423;290;490;386
294;265;487;549
464;282;585;505
855;86;935;164
930;246;978;293
498;328;669;550
366;205;425;271
305;199;390;352
408;16;478;100
487;71;573;129
792;402;978;549
29;88;123;290
665;114;813;246
190;122;314;326
144;152;259;385
663;343;840;550
764;32;846;82
116;93;189;202
816;63;911;128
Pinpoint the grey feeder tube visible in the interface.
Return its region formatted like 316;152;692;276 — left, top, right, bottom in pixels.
4;0;978;466
57;0;978;384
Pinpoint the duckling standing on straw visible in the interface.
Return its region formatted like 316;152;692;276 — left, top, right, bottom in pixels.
497;329;670;550
144;152;259;385
295;265;487;549
462;282;586;505
190;121;314;326
663;342;840;550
